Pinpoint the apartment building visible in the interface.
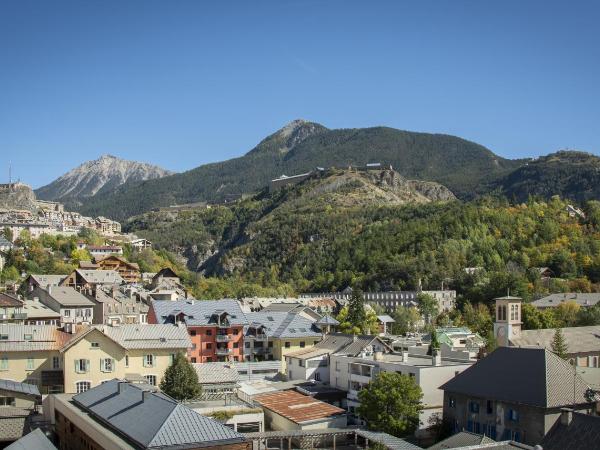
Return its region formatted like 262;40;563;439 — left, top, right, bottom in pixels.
60;323;191;393
329;348;473;437
0;293;26;323
61;269;123;291
149;299;247;363
32;286;95;324
244;311;322;371
95;255;140;283
90;285;149;325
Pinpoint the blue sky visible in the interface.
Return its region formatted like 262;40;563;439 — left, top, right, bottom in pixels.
1;1;599;187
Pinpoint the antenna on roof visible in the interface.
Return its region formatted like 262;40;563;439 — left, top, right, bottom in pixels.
507;288;510;297
8;161;11;185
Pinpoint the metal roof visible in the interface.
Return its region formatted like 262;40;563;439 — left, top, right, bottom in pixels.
75;269;124;285
254;390;345;424
541;410;600;450
152;299;248;326
193;362;240;385
5;428;57;450
316;315;340;325
28;274;66;288
0;324;70;352
0;379;40;397
0;293;22;307
428;431;495;450
440;347;595;408
511;325;600;354
377;315;395;323
44;286;95;307
245;312;321;338
72;380;247;449
21;300;61;319
285;333;388;360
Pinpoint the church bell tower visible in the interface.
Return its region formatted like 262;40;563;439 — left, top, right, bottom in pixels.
493;295;522;347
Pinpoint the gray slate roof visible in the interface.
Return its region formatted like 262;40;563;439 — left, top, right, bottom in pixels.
45;286;95;307
5;428;56;450
193;362;240;384
532;293;600;308
541;410;600;450
510;325;600;354
0;379;40;397
286;333;388;360
245;311;321;338
440;347;595;408
72;380;246;449
152;299;248;326
428;431;495;450
316;315;340;325
355;430;422;450
28;274;66;288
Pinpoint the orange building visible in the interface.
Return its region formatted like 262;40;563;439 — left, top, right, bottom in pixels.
148;299;247;363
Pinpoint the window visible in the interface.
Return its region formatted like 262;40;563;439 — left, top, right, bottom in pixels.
125;355;129;367
91;342;100;349
170;354;176;364
206;343;212;349
0;334;8;340
0;397;15;406
245;342;250;348
314;341;319;345
75;359;89;373
448;397;456;408
314;372;321;381
145;375;157;386
144;355;154;367
101;358;114;373
26;358;34;370
206;330;212;336
233;342;239;348
191;357;197;363
487;400;493;414
24;334;32;340
64;309;71;317
469;401;480;413
52;356;60;369
76;381;91;393
268;341;273;348
508;409;519;422
300;341;306;348
233;329;239;335
285;342;290;348
190;330;197;336
0;357;8;371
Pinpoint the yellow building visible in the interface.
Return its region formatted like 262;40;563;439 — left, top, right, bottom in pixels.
0;323;191;395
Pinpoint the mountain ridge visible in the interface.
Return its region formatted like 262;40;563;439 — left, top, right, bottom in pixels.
35;154;174;205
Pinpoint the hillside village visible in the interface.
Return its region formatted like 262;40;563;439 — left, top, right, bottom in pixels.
2;162;600;450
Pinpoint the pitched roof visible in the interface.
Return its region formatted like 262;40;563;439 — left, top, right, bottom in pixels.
245;311;322;339
0;408;29;442
254;390;345;424
75;269;124;285
28;274;66;289
377;314;395;323
428;431;495;450
0;324;71;352
151;299;248;326
5;428;56;450
20;299;61;319
72;380;247;449
44;286;95;307
531;293;600;308
286;333;388;360
60;324;191;352
193;362;240;384
316;315;340;325
0;379;40;397
541;410;600;450
153;268;179;280
0;293;22;307
510;325;600;354
440;347;595;408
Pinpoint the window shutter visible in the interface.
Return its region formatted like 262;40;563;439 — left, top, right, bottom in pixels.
143;355;147;368
85;359;90;373
111;358;115;372
100;358;104;372
153;354;156;367
74;359;79;373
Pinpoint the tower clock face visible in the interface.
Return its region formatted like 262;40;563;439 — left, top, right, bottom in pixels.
497;326;506;338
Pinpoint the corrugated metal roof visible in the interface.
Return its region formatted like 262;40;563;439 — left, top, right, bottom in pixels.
0;379;40;397
5;429;57;450
0;324;70;352
255;390;345;424
152;299;248;326
440;347;595;408
72;380;246;449
193;362;240;384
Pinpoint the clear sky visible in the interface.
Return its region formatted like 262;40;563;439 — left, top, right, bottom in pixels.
1;1;599;187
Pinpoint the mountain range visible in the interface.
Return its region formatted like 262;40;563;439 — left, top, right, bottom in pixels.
34;120;600;220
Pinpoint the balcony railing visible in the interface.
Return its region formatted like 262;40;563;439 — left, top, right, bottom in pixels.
216;335;231;342
216;348;232;355
13;313;28;320
246;334;268;340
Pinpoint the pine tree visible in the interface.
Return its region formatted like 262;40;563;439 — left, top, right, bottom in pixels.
551;328;568;359
159;353;202;401
347;289;367;333
427;328;441;355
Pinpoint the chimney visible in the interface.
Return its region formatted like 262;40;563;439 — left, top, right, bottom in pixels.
33;297;39;303
432;351;442;366
402;350;409;362
118;381;126;394
48;286;52;295
560;408;573;426
142;390;152;402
